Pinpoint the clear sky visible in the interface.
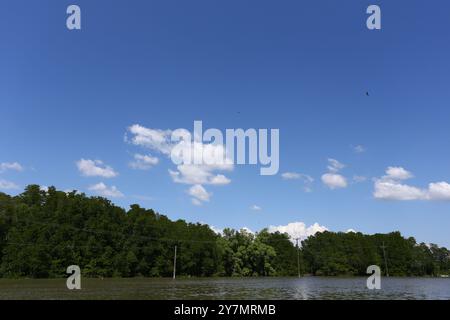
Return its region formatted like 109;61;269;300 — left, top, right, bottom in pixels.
1;1;450;247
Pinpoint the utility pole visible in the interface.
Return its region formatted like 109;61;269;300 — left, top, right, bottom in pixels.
381;241;389;277
295;238;301;278
173;245;177;280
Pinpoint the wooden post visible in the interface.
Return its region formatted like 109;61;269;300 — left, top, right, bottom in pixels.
173;245;177;280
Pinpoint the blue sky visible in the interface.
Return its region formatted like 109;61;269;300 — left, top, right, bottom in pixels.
1;1;450;247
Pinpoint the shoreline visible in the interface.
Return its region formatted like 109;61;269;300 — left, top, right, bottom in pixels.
0;274;448;281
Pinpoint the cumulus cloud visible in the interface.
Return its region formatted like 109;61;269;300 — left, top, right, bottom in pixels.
168;140;233;185
322;159;348;189
169;165;231;185
374;180;424;200
373;167;450;201
428;182;450;200
129;154;159;170
126;124;173;155
127;125;233;184
322;173;347;189
0;179;19;190
385;166;413;180
268;222;328;244
77;159;118;178
250;205;262;211
188;184;211;205
88;182;124;198
0;162;24;173
127;124;234;205
209;174;231;185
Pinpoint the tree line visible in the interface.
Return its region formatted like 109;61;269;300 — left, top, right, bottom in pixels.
0;185;448;278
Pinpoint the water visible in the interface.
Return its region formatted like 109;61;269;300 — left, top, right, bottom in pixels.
0;277;449;300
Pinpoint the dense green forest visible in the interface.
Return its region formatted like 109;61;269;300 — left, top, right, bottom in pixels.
0;185;449;278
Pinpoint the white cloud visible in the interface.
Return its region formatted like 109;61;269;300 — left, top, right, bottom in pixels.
127;124;173;155
281;172;301;180
250;205;262;211
352;145;366;153
210;226;224;235
0;162;24;173
385;166;413;180
129;153;159;170
327;158;345;173
169;165;231;186
374;179;425;200
281;172;313;183
209;174;231;185
322;173;347;189
322;159;348;189
428;182;450;200
188;184;211;204
268;222;328;244
77;159;118;178
127;124;237;206
88;182;124;198
281;172;314;192
168;140;233;185
127;125;233;194
346;229;357;233
373;167;450;201
0;162;23;190
0;179;19;190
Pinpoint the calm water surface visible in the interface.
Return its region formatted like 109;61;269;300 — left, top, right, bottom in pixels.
0;277;449;300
